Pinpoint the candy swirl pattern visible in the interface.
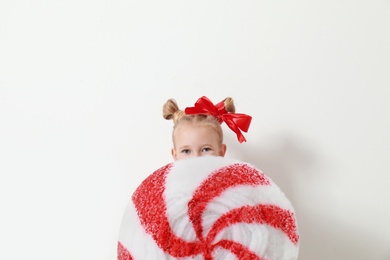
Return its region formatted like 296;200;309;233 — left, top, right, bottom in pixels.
118;156;299;259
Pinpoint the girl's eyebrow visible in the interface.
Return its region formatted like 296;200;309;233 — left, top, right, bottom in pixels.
177;145;190;150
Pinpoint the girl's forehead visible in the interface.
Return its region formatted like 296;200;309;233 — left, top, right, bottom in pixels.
174;123;221;141
176;122;211;131
173;119;223;144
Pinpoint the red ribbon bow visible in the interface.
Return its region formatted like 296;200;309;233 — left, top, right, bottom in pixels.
184;96;252;143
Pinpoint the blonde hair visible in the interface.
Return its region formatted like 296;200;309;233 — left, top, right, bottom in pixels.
163;97;236;146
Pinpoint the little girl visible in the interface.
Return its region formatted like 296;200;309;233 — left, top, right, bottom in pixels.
162;96;252;161
117;96;300;260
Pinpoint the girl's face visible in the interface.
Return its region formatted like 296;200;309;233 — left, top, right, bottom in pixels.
172;123;226;161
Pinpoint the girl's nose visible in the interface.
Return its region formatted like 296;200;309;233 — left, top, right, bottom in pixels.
192;151;202;157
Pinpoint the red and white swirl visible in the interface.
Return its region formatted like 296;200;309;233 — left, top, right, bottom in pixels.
118;156;299;260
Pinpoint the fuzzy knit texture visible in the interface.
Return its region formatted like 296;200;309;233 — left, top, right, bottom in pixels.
118;156;299;260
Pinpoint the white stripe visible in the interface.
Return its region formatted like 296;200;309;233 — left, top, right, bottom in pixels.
213;223;298;260
118;201;168;259
164;156;235;241
202;184;296;237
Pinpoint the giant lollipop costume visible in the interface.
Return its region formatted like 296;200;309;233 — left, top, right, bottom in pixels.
117;97;300;259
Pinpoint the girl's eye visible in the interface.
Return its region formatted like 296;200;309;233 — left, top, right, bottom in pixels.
202;147;212;152
181;149;191;154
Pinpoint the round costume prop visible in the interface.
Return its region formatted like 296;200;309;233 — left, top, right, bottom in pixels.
118;156;300;260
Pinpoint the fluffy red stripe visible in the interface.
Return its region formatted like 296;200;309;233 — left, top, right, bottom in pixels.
132;163;203;257
207;205;299;245
215;240;263;260
188;163;270;240
117;242;133;260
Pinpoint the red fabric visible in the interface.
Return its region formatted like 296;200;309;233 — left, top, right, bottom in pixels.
117;241;133;260
132;163;200;257
188;163;270;241
184;96;252;143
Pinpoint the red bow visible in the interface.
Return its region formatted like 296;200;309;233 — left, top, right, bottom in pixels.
184;96;252;143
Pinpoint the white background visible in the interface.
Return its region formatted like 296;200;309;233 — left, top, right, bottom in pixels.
1;0;389;259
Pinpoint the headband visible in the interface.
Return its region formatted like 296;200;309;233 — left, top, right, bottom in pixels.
184;96;252;143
